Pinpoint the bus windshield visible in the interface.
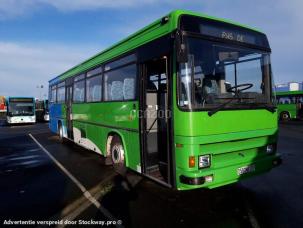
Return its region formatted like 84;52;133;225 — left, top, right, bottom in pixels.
178;37;273;110
8;101;34;116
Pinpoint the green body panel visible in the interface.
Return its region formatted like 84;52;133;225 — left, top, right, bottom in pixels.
72;102;140;170
174;109;277;136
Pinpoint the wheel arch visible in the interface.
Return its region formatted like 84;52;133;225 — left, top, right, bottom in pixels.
280;111;291;119
57;119;62;133
106;130;129;167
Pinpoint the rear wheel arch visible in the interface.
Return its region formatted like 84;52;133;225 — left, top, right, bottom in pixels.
280;111;291;121
57;120;64;142
57;120;62;133
106;131;128;167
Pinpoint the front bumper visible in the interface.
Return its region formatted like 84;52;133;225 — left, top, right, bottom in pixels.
177;154;281;190
7;116;36;124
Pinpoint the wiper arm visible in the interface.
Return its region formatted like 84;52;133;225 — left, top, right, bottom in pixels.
208;96;238;117
208;85;247;117
264;105;276;113
208;100;277;117
257;104;276;113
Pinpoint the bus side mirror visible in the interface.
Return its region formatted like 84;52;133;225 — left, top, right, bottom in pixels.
225;82;232;92
176;30;188;63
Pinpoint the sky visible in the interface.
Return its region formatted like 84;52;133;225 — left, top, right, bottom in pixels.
0;0;302;98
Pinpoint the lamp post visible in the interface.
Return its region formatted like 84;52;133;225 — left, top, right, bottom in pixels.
36;85;44;100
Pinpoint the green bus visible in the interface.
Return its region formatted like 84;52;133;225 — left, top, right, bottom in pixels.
276;90;303;121
49;10;281;190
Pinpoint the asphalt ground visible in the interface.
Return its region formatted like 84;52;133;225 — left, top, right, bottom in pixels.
0;120;302;227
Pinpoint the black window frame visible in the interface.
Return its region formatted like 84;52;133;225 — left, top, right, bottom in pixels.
87;66;102;78
104;53;136;72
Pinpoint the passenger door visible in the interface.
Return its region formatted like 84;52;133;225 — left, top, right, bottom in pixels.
140;56;172;185
66;85;73;139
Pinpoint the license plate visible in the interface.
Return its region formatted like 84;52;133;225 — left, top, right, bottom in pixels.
237;164;255;175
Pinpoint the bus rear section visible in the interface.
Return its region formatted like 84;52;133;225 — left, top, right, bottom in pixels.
7;97;36;124
276;91;303;121
35;99;49;122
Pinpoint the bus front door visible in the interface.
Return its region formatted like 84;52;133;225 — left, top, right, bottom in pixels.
66;86;73;139
141;56;172;185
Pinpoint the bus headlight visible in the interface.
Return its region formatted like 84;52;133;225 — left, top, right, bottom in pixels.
266;144;275;154
199;155;211;168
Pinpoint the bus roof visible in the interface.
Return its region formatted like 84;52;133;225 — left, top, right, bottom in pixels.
276;90;303;96
50;10;264;84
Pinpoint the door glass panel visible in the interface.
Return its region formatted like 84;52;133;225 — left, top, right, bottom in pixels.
143;57;169;184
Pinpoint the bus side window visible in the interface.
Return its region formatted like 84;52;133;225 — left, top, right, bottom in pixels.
111;81;124;100
86;75;102;102
104;64;137;101
123;78;135;100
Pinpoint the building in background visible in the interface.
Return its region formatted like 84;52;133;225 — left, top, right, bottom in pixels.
275;82;303;92
0;96;7;119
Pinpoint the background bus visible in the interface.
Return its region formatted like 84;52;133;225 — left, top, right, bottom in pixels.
35;99;49;122
276;90;303;121
0;96;7;119
7;97;36;124
49;10;281;190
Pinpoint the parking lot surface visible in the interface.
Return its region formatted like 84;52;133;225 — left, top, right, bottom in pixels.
0;121;302;227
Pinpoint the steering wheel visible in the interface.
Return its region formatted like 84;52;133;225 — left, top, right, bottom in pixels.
227;83;253;93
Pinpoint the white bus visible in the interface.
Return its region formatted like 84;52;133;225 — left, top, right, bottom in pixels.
7;97;36;124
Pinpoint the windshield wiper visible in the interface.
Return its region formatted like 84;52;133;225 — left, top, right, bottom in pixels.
208;100;277;117
208;83;255;117
208;96;238;117
263;105;276;113
251;103;276;113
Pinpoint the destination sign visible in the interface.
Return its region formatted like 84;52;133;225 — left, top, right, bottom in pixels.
180;15;269;48
9;98;34;103
200;24;256;45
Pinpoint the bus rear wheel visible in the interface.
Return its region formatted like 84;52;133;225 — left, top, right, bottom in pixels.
110;136;126;175
280;112;290;122
58;123;64;142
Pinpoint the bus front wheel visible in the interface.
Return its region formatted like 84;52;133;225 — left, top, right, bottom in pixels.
110;136;126;175
280;112;290;121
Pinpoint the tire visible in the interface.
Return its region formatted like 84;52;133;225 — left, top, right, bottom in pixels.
58;123;64;143
110;136;126;175
280;112;290;122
